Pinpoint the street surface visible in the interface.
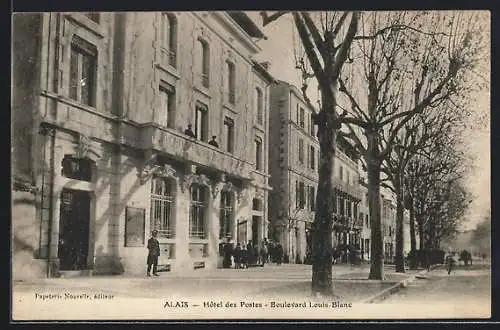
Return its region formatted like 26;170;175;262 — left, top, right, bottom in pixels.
13;263;407;301
379;260;491;318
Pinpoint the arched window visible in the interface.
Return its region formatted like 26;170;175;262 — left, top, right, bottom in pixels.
150;176;176;238
219;190;233;239
162;13;177;67
190;184;208;238
197;39;210;88
226;61;235;104
255;88;263;125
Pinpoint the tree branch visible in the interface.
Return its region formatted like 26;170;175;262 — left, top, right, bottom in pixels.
353;23;453;40
332;12;359;80
292;12;326;85
259;11;289;27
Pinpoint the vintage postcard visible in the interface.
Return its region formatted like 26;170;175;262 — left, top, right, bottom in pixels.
11;10;491;320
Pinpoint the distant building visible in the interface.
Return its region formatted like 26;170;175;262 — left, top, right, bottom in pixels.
11;12;273;279
268;80;362;263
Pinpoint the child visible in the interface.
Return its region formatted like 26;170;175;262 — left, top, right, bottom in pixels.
147;230;160;277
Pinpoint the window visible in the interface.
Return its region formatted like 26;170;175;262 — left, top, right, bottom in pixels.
299;107;305;128
162;13;177;67
310;113;315;135
190;184;208;238
150;176;175;238
299;182;306;209
295;180;300;208
339;166;343;181
219;191;233;239
69;36;97;107
298;138;304;164
195;103;208;141
61;155;93;181
347;200;352;217
252;198;262;211
339;197;345;215
353;203;358;220
197;38;210;88
309;186;315;211
84;13;100;23
255;137;262;170
365;214;369;227
360;212;364;226
159;83;175;128
226;61;235;104
224;117;234;153
310;146;315;170
332;193;337;213
296;181;305;209
256;88;263;125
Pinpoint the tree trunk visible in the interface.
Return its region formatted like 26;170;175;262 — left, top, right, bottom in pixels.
367;159;384;280
409;198;417;269
311;95;337;296
395;174;405;273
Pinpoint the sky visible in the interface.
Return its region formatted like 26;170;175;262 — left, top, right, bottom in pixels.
246;11;491;231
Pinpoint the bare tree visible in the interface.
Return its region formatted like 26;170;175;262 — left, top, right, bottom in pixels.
260;11;360;296
259;10;487;289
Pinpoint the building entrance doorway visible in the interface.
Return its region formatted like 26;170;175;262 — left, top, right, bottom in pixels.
58;189;91;271
252;216;261;245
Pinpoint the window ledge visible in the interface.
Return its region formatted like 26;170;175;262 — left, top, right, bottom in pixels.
155;62;180;80
193;85;211;99
64;13;106;38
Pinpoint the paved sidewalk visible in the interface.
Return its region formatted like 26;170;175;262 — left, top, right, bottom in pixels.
13;263;420;303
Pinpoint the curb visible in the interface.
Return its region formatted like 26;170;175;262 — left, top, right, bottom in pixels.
360;265;441;304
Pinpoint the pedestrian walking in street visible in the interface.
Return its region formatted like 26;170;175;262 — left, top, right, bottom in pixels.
276;243;283;266
234;243;242;269
147;230;160;277
260;239;268;265
241;244;249;269
446;252;456;275
247;240;254;266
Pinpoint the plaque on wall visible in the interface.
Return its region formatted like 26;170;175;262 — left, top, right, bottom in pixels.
125;207;145;247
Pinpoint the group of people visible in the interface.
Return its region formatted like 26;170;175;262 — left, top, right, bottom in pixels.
221;238;284;269
184;124;219;148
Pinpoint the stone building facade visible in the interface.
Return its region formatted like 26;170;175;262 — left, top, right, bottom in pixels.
268;80;362;264
11;11;273;279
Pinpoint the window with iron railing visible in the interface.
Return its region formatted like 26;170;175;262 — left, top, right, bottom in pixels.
190;184;208;239
150;176;176;238
219;191;233;239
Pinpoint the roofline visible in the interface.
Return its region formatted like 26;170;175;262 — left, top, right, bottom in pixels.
252;60;276;84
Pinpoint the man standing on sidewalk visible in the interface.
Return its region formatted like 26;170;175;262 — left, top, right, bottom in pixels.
147;230;160;277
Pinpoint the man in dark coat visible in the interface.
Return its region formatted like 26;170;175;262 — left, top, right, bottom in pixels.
276;243;284;266
247;240;254;266
147;230;160;276
234;243;242;269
